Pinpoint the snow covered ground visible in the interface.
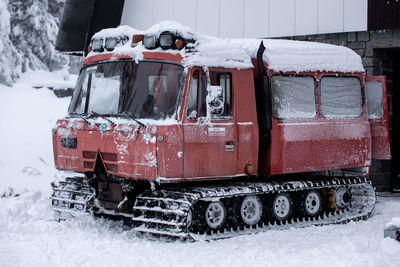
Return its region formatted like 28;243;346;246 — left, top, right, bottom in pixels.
1;71;400;267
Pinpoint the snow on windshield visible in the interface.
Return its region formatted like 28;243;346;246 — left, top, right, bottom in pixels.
87;73;120;114
69;61;184;119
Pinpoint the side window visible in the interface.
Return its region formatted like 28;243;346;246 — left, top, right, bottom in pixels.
271;76;316;120
365;81;383;119
75;75;89;114
187;70;232;119
218;73;232;116
320;77;362;119
199;73;207;117
208;71;233;118
69;68;90;114
187;71;199;118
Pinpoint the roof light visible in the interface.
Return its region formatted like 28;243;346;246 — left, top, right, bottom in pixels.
175;38;185;50
91;38;104;52
132;34;144;47
105;37;118;51
159;31;175;49
143;34;158;49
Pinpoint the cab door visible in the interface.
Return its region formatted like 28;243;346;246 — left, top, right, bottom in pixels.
182;68;237;178
365;76;391;160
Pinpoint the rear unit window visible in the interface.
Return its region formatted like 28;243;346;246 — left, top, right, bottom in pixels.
271;76;316;120
365;81;383;119
320;77;362;119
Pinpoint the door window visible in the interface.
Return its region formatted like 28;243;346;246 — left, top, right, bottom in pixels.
187;69;232;119
365;81;383;119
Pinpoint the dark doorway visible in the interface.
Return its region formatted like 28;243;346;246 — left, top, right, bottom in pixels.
372;48;400;191
391;51;400;190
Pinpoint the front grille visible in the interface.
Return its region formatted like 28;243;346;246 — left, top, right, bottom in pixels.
83;161;94;169
82;150;118;172
83;151;97;159
102;152;118;161
105;163;118;172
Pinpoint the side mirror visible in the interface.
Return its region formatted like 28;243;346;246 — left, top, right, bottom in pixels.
206;85;224;117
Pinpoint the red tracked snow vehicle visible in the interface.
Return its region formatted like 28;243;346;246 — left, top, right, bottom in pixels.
51;22;391;240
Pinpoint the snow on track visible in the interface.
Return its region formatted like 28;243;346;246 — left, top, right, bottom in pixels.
0;71;400;266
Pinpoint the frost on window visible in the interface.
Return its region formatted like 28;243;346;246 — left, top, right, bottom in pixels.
271;76;316;120
87;73;121;114
321;77;362;119
365;81;383;119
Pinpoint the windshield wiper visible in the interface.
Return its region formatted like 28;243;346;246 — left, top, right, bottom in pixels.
70;113;90;124
89;112;117;127
120;111;147;128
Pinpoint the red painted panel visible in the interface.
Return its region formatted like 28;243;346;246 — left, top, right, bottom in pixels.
235;69;259;175
82;52;183;66
156;125;184;179
268;118;371;175
183;122;237;177
366;76;391;160
54;119;158;181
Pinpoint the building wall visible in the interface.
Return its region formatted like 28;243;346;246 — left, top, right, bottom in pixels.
121;0;368;38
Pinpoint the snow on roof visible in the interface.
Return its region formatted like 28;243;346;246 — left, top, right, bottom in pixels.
88;21;364;73
234;38;364;73
92;25;141;39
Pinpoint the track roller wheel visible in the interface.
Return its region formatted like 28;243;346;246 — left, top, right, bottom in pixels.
334;186;350;209
303;190;322;216
271;193;293;221
205;201;226;229
240;195;263;225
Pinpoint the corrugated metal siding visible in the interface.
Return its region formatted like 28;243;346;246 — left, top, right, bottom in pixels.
368;0;400;30
121;0;368;38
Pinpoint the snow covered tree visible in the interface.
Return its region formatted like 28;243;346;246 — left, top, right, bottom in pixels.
8;0;67;72
0;0;69;86
0;0;21;86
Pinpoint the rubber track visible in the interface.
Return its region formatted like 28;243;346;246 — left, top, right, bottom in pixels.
50;177;95;219
132;177;376;241
50;177;376;241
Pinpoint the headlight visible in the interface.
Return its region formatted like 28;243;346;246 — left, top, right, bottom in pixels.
143;34;158;49
91;38;104;52
159;31;174;49
105;37;118;51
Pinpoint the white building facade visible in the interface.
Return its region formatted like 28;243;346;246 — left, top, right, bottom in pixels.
121;0;368;38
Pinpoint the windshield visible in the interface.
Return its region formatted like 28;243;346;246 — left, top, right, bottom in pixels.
68;61;184;119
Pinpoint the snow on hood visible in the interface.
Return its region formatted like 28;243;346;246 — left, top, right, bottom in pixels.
88;21;364;73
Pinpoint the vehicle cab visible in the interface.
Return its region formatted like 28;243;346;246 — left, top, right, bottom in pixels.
52;24;259;188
